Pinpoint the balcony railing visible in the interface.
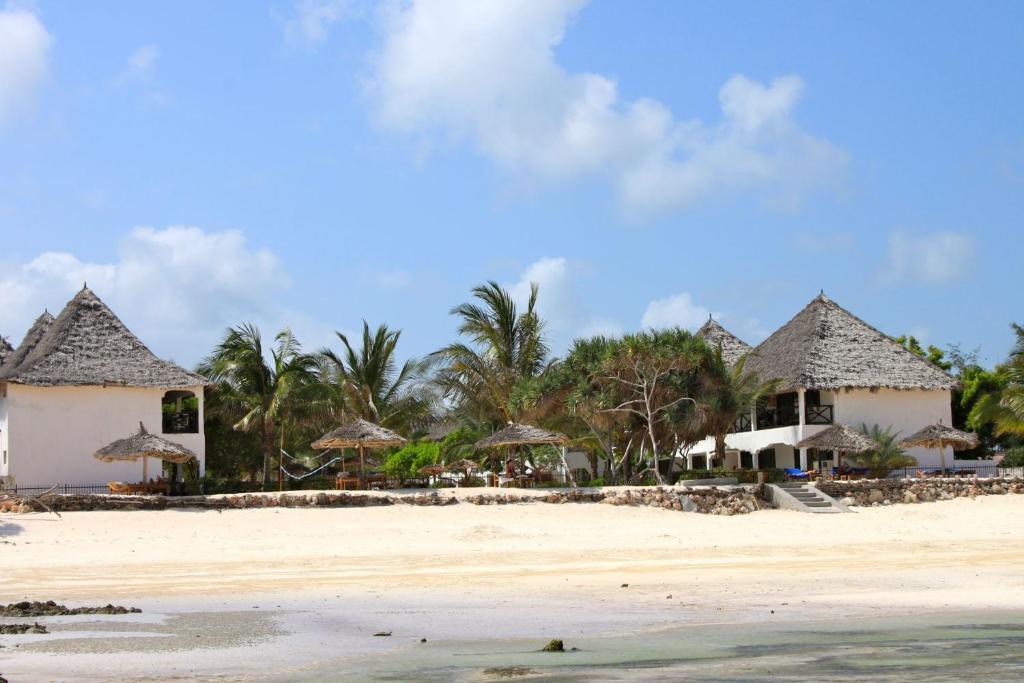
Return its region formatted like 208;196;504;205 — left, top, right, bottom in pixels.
731;414;752;433
805;404;834;425
163;410;199;434
750;404;834;431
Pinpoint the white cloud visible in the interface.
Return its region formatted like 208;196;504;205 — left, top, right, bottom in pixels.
0;4;52;128
641;292;713;330
116;44;159;85
368;0;846;214
885;230;974;285
507;256;621;352
0;227;290;364
285;0;348;46
113;44;169;105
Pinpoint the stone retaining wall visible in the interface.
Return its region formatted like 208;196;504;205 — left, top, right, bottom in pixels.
2;486;767;516
818;477;1024;507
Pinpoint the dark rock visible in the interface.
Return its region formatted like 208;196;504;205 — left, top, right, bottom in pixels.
541;639;565;652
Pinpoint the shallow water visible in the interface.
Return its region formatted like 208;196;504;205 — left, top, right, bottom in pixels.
289;613;1024;682
4;602;1024;681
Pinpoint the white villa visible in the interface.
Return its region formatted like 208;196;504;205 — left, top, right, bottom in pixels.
687;293;959;472
0;287;207;488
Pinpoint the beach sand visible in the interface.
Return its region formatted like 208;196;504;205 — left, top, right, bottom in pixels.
2;492;1024;680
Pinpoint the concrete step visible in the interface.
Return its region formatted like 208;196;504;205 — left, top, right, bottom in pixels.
766;483;851;514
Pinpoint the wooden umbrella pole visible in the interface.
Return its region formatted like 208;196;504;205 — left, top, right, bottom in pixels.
359;444;366;491
142;455;148;484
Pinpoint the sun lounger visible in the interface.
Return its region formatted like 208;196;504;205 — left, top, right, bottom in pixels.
784;468;810;480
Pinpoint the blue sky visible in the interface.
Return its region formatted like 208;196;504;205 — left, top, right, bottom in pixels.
1;0;1021;368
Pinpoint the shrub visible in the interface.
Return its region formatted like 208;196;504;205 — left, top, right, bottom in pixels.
1003;447;1024;467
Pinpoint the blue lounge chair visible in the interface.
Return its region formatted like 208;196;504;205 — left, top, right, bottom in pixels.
784;468;809;480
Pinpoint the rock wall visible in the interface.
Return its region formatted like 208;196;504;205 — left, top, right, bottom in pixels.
2;486;768;515
818;477;1024;507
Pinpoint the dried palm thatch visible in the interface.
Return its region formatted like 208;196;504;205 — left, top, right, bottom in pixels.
418;464;446;476
1;311;54;374
0;287;206;388
445;458;479;472
474;423;567;449
696;317;751;367
0;336;13;366
898;423;978;450
94;422;198;464
796;423;878;453
311;418;407;449
743;293;957;392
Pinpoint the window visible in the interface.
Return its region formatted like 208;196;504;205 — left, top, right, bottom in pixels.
162;391;199;434
759;448;777;469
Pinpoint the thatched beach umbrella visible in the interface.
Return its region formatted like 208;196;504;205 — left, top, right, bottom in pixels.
898;422;979;473
311;418;406;490
445;458;479;486
474;423;574;487
796;423;878;472
94;422;197;484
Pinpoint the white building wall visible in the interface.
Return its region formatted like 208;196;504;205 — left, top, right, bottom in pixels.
833;388;953;468
5;384;205;487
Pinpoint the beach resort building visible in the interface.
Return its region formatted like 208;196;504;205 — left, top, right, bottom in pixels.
686;293;958;471
0;287;207;488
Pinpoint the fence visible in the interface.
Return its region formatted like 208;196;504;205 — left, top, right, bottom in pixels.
889;465;1021;479
1;483;111;496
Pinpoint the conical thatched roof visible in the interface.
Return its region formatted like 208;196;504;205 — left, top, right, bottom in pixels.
0;336;13;367
1;311;54;375
311;418;407;449
475;423;567;449
696;318;751;367
0;287;206;388
743;293;957;392
898;423;979;450
94;422;197;464
796;423;879;453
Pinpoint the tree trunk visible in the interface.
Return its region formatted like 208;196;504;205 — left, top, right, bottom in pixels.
260;428;275;491
715;434;727;469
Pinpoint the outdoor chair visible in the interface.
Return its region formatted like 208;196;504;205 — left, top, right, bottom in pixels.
784;468;810;480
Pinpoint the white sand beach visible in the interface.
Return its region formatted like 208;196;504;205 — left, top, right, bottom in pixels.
3;494;1024;681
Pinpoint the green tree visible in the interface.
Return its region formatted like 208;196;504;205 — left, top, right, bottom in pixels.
432;281;549;425
320;321;435;433
895;334;953;371
198;324;320;489
969;323;1024;437
696;351;782;464
849;424;918;478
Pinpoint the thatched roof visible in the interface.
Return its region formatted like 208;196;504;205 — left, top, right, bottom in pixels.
1;311;54;374
445;458;479;471
696;318;751;366
94;422;197;464
0;287;206;388
743;293;957;392
0;336;13;367
311;418;407;449
475;423;567;449
898;423;979;450
796;423;879;453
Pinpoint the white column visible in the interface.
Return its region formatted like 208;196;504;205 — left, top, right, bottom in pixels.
797;388;808;470
752;451;760;469
750;405;758;432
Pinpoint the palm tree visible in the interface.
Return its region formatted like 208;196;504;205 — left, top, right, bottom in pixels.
969;323;1024;436
697;350;781;466
319;321;435;433
849;424;917;478
432;281;549;424
198;324;320;489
